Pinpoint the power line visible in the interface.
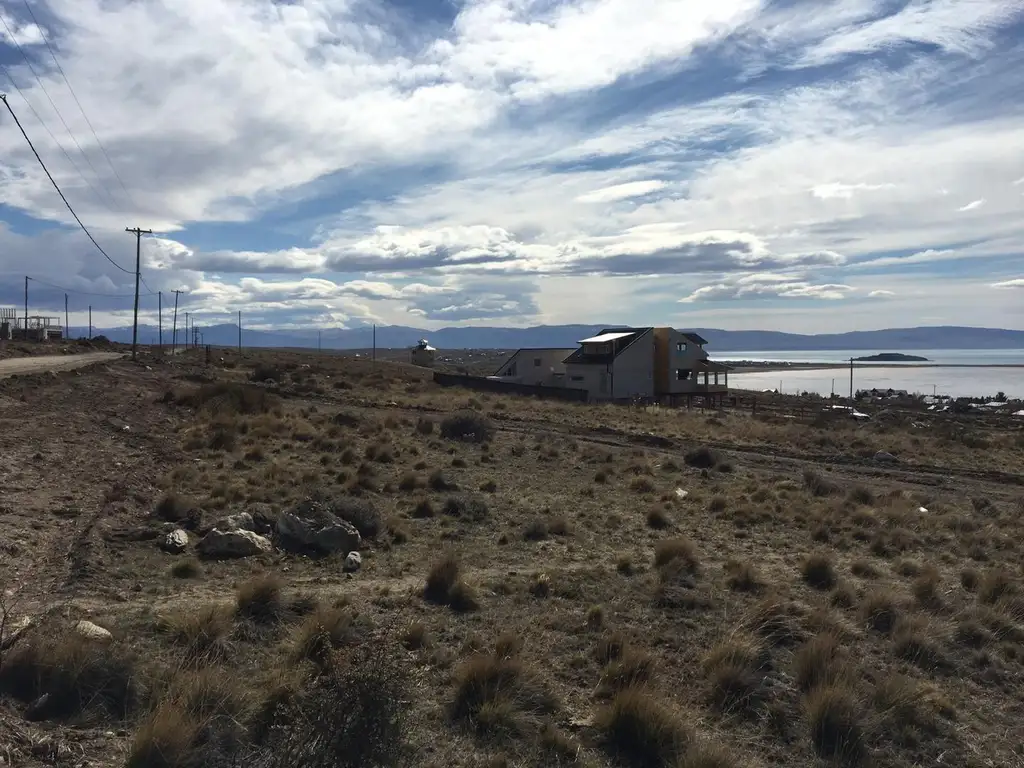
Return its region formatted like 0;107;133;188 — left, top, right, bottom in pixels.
26;275;155;298
19;0;134;205
140;274;155;295
1;94;133;273
0;10;117;212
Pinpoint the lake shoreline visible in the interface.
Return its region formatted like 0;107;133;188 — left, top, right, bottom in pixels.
725;362;1024;373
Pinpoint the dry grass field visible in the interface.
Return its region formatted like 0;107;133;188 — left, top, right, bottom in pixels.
2;346;1024;767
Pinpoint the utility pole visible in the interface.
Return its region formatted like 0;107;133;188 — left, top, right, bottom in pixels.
24;276;28;337
171;290;180;354
64;293;68;340
372;324;376;362
317;330;321;353
125;226;152;361
185;312;190;350
88;306;92;339
158;292;163;351
237;310;242;357
849;358;854;400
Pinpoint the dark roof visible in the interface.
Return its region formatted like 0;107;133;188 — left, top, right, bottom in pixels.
681;331;709;345
563;328;651;365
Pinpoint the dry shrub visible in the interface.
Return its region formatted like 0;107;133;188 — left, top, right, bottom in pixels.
415;417;434;435
442;495;490;522
539;721;581;762
912;565;942;607
793;632;847;692
256;647;407;768
851;559;880;579
398;473;420;492
703;634;767;713
596;688;691;768
873;674;953;737
158;606;232;666
440;411;494;443
630;476;656;494
960;567;980;591
892;617;945;669
424;555;478;612
155;493;200;527
978;568;1016;604
402;622;429;651
647;508;671;530
428;470;457;491
684;446;719;469
523;518;549;541
724;559;764;593
179;382;278;415
744;596;806;647
654;538;700;574
291;605;362;666
171;558;203;579
804;684;865;763
848;485;875;505
548;516;572;536
860;589;899;634
236;575;286;625
599;648;656;696
0;630;141;720
803;469;840;497
830;583;857;610
450;653;556;737
802;553;838;590
412;499;435;518
595;631;628;665
126;702;204;768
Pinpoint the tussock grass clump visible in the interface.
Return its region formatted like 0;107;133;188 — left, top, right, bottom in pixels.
415;417;435;435
654;537;700;575
703;634;768;713
291;605;361;665
803;469;840;497
851;559;880;579
424;555;479;612
630;476;656;494
978;568;1016;604
179;382;278;415
236;575;286;625
0;630;141;720
793;632;847;692
440;411;494;443
848;485;875;505
442;495;489;522
596;688;691;768
450;652;556;736
428;470;457;491
725;559;764;593
412;499;435;518
802;553;838;590
158;606;232;666
912;565;942;607
892;617;945;669
154;493;199;526
250;364;282;383
595;631;629;665
523;518;549;541
402;622;430;651
860;588;899;634
744;596;807;647
598;647;657;696
804;684;866;763
170;558;203;579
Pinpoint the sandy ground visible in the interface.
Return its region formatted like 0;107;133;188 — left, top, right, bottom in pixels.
0;352;122;379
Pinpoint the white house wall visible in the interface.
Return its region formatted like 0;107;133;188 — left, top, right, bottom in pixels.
611;332;656;399
497;349;573;386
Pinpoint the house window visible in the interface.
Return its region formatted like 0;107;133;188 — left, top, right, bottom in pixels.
676;342;687;352
675;369;691;381
570;375;584;382
534;358;542;367
507;363;517;377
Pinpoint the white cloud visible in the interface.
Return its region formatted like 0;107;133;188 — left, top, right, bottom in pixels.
0;12;44;46
811;182;895;200
680;273;855;303
576;180;668;204
868;289;895;298
958;199;986;212
992;278;1024;289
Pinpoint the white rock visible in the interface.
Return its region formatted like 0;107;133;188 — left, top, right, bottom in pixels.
0;616;32;651
75;620;113;643
918;507;929;514
163;529;189;553
197;529;272;559
674;488;688;499
213;512;254;532
344;551;362;572
874;451;898;463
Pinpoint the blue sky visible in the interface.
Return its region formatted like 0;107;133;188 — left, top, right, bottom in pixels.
0;0;1023;332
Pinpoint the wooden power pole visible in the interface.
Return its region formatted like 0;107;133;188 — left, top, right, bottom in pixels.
158;291;163;351
125;226;152;360
171;290;180;354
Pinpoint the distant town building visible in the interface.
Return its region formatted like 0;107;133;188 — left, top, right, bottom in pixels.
410;339;436;368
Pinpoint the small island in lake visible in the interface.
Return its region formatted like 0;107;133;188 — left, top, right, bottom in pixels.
854;352;929;362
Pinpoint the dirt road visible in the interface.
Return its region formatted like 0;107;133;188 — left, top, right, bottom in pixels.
0;351;121;379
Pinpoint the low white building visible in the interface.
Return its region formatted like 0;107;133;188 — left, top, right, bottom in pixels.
492;348;574;387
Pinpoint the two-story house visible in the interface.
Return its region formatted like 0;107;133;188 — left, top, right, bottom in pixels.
559;327;729;403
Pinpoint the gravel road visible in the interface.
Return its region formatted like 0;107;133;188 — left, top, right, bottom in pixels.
0;351;122;379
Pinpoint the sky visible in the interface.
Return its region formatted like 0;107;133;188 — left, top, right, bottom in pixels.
0;0;1023;334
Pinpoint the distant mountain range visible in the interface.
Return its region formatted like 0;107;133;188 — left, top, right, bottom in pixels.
83;323;1024;352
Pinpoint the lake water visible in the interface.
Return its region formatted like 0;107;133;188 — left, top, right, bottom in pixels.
723;349;1024;399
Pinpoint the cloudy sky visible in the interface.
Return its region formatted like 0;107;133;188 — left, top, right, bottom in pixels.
0;0;1022;333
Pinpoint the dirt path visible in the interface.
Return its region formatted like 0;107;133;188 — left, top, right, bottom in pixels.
0;352;122;379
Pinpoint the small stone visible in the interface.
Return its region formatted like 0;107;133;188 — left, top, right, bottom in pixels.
162;529;189;553
75;620;113;643
0;616;32;651
213;512;254;532
874;451;898;463
343;551;362;572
